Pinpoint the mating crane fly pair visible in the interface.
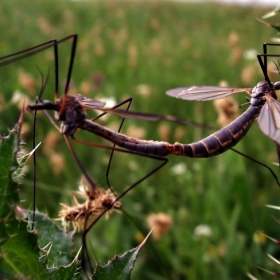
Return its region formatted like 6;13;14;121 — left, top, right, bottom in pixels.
67;58;280;159
2;34;280;277
26;38;280;185
2;35;280;231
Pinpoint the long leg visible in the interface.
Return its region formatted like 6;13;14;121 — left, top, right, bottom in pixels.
257;44;280;170
0;36;77;229
82;150;168;278
257;43;280;85
31;76;169;278
70;96;135;194
0;40;59;67
31;35;77;228
105;98;133;194
31;71;51;230
81;100;170;276
37;91;169;277
32;62;169;276
34;88;280;188
59;35;77;115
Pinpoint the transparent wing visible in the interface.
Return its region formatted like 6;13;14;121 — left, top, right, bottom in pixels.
74;94;215;129
166;86;251;101
258;95;280;144
75;94;106;109
92;107;216;129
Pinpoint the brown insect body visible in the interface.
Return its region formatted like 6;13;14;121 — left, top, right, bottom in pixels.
75;81;278;158
28;80;280;158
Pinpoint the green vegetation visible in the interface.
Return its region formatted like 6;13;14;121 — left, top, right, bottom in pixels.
0;1;279;279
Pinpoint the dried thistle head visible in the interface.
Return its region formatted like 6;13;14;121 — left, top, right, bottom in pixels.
42;131;61;154
126;125;146;139
157;123;171;142
146;213;173;240
213;96;239;127
18;69;36;95
228;31;240;48
241;65;257;86
267;60;279;81
59;198;97;232
58;180;122;232
49;153;65;177
128;43;138;68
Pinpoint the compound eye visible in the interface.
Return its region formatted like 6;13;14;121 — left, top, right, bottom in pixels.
274;81;280;90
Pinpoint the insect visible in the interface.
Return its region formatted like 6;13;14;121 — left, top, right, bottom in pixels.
0;35;183;278
165;43;280;157
33;80;171;279
0;36;162;208
74;40;280;158
76;78;278;157
17;35;280;278
25;39;280;186
73;44;280;159
21;34;220;203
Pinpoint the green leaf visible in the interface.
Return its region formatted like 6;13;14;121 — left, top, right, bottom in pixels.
0;112;23;245
0;116;82;279
29;211;76;267
0;121;21;220
94;231;152;280
257;18;280;33
0;217;49;279
13;142;41;184
0;112;48;279
262;5;280;19
32;211;82;279
46;247;82;280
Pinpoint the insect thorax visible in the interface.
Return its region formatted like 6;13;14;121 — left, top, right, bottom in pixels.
54;95;86;136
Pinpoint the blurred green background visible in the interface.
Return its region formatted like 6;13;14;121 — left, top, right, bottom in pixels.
1;0;280;279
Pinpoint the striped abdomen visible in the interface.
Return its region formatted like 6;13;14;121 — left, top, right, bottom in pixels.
164;105;261;157
79;104;261;158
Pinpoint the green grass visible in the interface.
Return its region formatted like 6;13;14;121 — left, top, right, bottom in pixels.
0;0;280;279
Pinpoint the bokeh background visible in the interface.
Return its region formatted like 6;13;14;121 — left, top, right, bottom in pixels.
0;1;280;279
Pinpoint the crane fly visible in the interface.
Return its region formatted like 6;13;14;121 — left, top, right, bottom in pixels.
166;43;280;159
25;37;280;186
9;35;280;275
18;34;214;224
0;34;205;216
34;83;169;279
0;35;187;277
74;44;280;159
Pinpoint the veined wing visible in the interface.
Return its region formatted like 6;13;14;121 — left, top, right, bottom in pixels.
166;86;251;101
91;107;216;130
75;94;106;109
74;94;216;129
258;95;280;144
